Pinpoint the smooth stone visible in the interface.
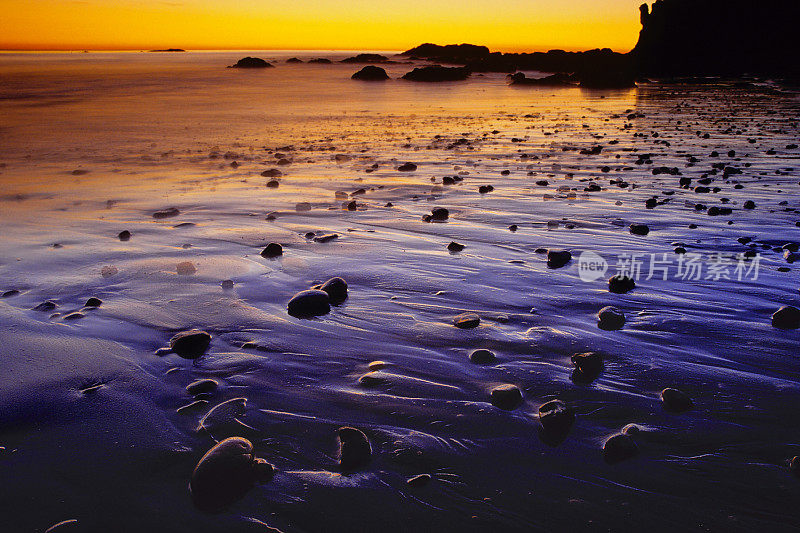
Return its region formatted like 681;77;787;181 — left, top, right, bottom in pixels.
538;399;574;431
629;223;650;236
318;277;348;303
84;297;102;307
602;433;638;463
597;306;625;330
177;399;209;414
469;349;496;364
447;241;465;252
187;379;219;396
453;313;480;329
221;279;234;290
358;371;389;388
608;275;635;294
190;437;273;511
2;289;19;298
118;230;131;241
287;289;331;318
547;250;572;269
260;243;283;258
337;427;371;472
490;384;523;410
295;202;312;212
170;330;212;359
622;423;641;436
772;305;800;329
430;207;449;221
571;352;603;379
398;162;418;171
406;474;432;487
660;388;693;412
153;207;180;219
261;169;282;177
176;261;196;275
34;300;57;312
63;312;84;321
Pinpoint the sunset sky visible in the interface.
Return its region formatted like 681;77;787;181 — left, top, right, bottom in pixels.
0;0;645;52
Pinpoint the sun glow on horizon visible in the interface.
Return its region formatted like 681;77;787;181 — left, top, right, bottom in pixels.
0;0;644;52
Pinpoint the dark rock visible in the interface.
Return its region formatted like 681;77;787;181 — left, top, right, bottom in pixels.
261;169;282;177
351;66;390;81
187;379;218;396
318;277;348;303
308;58;332;64
190;437;273;511
406;473;432;487
287;289;330;318
266;179;280;188
509;72;574;86
602;433;638;463
153;207;180;219
260;243;283;258
342;53;390;63
743;200;756;209
2;289;20;298
401;65;471;82
229;57;273;69
170;330;212;359
571;352;603;381
490;384;523;410
295;202;312;212
34;300;57;311
772;305;800;329
286;57;303;63
398;162;418;171
337;427;371;472
453;313;480;329
118;230;131;241
447;241;465;252
84;297;102;307
469;349;496;364
538;399;575;431
660;387;693;412
597;306;625;330
546;250;572;269
608;275;635;294
221;279;234;290
63;312;84;320
791;456;800;478
629;223;650;236
478;185;494;193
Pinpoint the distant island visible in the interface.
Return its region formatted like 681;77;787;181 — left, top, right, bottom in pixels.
148;48;185;53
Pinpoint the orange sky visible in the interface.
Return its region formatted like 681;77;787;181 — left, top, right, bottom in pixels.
0;0;645;52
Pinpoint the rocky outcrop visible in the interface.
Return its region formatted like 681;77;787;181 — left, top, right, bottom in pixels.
508;72;575;87
342;53;390;63
632;0;799;79
401;65;471;82
228;57;273;69
352;66;390;81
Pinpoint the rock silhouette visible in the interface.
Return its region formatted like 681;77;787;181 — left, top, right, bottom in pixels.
401;66;471;82
351;66;390;81
228;57;273;69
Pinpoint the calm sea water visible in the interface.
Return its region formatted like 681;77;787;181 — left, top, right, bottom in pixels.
1;51;799;532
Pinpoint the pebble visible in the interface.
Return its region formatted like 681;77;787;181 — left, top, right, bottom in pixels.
790;456;800;477
447;241;465;252
2;289;20;298
629;223;650;236
295;202;312;212
287;289;331;318
261;169;282;177
177;399;209;414
478;185;494;193
430;207;449;221
660;387;693;412
153;207;180;219
176;261;197;275
547;250;572;269
398;162;418;171
490;384;523;410
597;306;625;330
317;277;348;302
34;300;57;311
221;279;234;290
453;313;480;329
187;379;219;396
190;437;273;511
169;330;212;359
571;352;603;380
337;427;371;471
118;230;131;241
84;297;102;307
772;305;800;329
469;349;496;364
602;433;638;463
260;243;283;258
538;399;574;431
406;474;432;487
63;312;84;321
608;275;635;294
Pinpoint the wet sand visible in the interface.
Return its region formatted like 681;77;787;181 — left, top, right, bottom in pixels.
1;51;800;532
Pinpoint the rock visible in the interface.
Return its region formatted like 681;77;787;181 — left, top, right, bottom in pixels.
63;312;84;321
608;275;635;294
118;230;131;241
2;289;20;298
318;277;348;303
34;300;57;312
401;65;471;82
342;53;390;63
187;379;218;396
221;279;234;290
406;473;432;487
190;437;273;511
547;250;572;269
469;349;496;364
287;289;331;318
538;400;575;431
597;306;625;330
176;261;197;275
313;233;339;243
295;202;312;212
84;297;102;307
358;371;389;388
453;313;480;329
447;241;465;252
791;456;800;477
337;427;371;472
308;58;332;64
169;330;212;359
571;352;603;381
153;207;180;219
772;305;800;329
602;433;638;463
229;57;273;68
743;200;756;209
629;223;650;236
660;388;693;412
478;185;494;193
509;72;574;86
286;57;303;63
429;207;449;221
260;243;283;258
490;384;523;410
261;169;282;177
266;179;280;188
351;66;390;81
398;162;417;171
197;398;248;436
101;265;118;277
